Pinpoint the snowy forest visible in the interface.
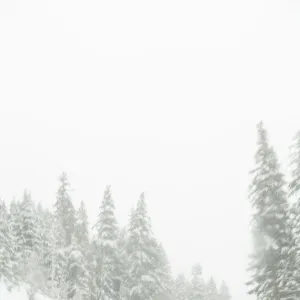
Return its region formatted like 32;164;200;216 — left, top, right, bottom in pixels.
0;173;231;300
4;119;300;300
247;122;300;300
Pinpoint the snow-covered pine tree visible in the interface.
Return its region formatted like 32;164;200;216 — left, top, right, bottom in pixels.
7;199;22;285
19;190;42;284
54;172;76;247
219;281;231;300
75;201;90;252
174;273;189;300
205;277;218;300
48;173;78;298
73;200;94;300
0;200;15;286
50;220;68;299
189;264;205;300
36;204;55;294
94;185;120;300
66;235;90;300
88;239;99;300
247;121;298;300
117;227;128;300
124;193;163;300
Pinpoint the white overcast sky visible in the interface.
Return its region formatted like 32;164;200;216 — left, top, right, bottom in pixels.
1;0;300;299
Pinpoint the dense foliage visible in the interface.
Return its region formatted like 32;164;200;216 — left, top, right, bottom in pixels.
247;122;300;300
0;176;231;300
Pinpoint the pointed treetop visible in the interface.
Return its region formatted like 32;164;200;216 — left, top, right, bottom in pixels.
57;172;71;197
219;281;231;300
59;171;69;183
207;277;217;289
105;184;112;195
256;120;267;140
101;185;115;210
96;185;118;242
23;189;32;203
254;121;270;155
137;192;147;212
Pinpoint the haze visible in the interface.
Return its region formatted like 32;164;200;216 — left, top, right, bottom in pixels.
1;1;300;300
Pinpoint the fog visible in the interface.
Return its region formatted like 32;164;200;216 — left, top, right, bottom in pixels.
1;1;300;300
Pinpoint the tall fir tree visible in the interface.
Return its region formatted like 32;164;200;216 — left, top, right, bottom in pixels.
19;190;41;283
124;193;163;300
94;185;120;300
51;173;76;299
206;277;218;300
189;264;205;300
54;172;76;247
174;273;189;300
66;235;90;300
219;281;231;300
7;199;22;285
116;227;128;300
89;239;100;300
8;199;23;265
75;201;90;252
247;122;298;300
50;220;68;299
74;201;93;300
0;200;15;285
36;204;55;294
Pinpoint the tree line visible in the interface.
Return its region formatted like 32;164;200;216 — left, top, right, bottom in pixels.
247;121;300;300
0;172;231;300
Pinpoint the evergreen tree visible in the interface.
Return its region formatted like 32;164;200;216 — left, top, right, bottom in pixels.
124;193;163;300
174;273;189;300
117;227;128;300
66;236;90;300
0;200;15;285
54;172;76;247
7;199;22;285
189;264;205;300
36;204;55;294
206;277;218;300
74;201;93;300
19;190;41;282
49;220;68;299
94;185;120;300
75;201;90;252
247;122;298;300
88;239;100;300
26;251;46;296
8;199;23;265
219;281;231;300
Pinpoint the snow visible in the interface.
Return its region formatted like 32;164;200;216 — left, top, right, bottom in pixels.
34;293;53;300
0;280;53;300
